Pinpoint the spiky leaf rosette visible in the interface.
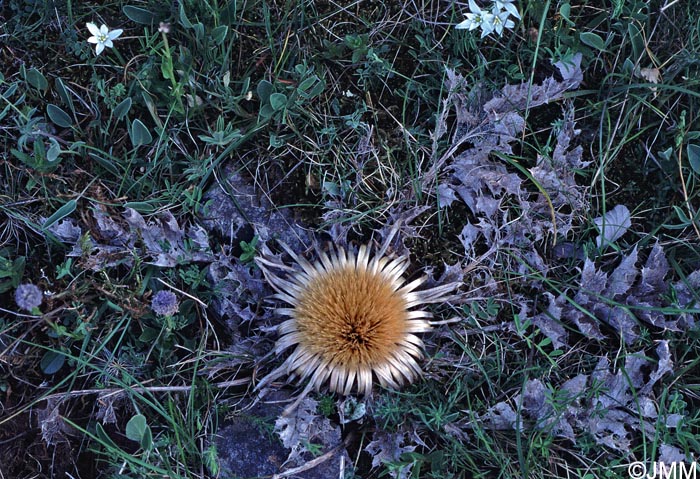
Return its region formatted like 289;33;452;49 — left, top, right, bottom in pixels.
256;241;457;396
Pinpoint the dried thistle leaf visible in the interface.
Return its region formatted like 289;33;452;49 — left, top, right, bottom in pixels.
593;204;631;248
365;430;416;479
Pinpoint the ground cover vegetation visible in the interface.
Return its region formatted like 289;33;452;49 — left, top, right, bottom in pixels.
1;0;699;477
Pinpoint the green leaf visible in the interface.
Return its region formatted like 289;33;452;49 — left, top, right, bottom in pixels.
46;141;61;163
126;414;152;449
96;423;121;450
47;104;73;128
627;23;644;62
123;5;158;25
141;424;153;450
579;32;606;52
688;143;700;175
130;119;153;146
179;3;193;28
126;414;147;441
123;201;158;213
259;104;275;118
559;3;574;26
25;67;48;92
113;97;132;121
211;25;228;45
40;350;65;374
42;200;77;232
269;93;287;111
54;77;75;113
256;80;273;102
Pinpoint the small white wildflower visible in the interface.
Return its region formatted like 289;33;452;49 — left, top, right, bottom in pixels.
456;0;497;38
491;8;516;36
86;22;123;55
494;0;521;19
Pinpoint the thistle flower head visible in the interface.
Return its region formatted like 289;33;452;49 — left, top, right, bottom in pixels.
151;290;179;316
15;283;43;312
256;238;457;396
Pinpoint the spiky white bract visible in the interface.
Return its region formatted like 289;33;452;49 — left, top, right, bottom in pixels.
256;241;457;396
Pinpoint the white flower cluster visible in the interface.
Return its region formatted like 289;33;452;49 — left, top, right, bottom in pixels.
455;0;520;38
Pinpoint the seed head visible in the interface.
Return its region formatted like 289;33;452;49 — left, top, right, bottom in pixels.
256;240;457;396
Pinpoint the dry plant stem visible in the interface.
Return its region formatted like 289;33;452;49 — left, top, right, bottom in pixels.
26;378;251;404
272;442;346;479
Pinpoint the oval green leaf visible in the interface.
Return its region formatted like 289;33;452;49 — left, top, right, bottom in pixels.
269;93;287;111
25;68;48;92
211;25;228;45
126;414;147;442
54;77;75;113
580;32;606;52
130;119;153;146
47;104;73;128
179;3;193;28
40;350;65;374
627;23;644;62
123;5;158;25
256;80;273;102
688;143;700;175
47;142;61;163
113;97;132;121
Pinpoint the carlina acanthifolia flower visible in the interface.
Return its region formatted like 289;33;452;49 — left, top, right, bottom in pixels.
86;22;123;55
15;283;43;312
255;230;459;397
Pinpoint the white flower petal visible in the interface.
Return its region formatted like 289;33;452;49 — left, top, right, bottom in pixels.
86;22;101;36
468;0;482;14
108;29;123;41
95;43;105;55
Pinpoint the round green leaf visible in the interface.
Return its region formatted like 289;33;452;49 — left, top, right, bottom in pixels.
125;414;147;442
269;93;288;111
40;350;65;375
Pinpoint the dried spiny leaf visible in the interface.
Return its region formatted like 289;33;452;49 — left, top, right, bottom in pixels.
274;397;338;466
365;431;416;479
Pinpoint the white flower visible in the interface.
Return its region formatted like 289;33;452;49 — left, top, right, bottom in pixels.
456;0;495;35
494;0;521;19
86;23;123;55
491;8;516;36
